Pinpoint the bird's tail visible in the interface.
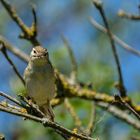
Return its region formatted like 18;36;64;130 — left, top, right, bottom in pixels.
39;102;54;121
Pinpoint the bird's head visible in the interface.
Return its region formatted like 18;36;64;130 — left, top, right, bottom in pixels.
30;46;49;65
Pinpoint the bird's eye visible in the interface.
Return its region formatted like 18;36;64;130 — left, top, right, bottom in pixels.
33;50;36;53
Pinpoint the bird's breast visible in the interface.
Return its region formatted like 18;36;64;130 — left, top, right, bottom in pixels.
25;64;55;106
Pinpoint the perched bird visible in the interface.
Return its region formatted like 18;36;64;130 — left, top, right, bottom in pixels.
24;46;55;121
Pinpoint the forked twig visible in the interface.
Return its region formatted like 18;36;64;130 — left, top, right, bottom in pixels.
0;0;40;45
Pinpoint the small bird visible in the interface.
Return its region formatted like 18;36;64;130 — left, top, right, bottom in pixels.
24;46;55;121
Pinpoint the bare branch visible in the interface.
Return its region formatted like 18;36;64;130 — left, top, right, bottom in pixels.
0;36;29;62
61;35;78;84
0;91;22;106
92;0;126;97
18;95;45;117
0;91;45;117
89;17;140;57
115;95;140;120
56;70;114;102
86;102;96;136
0;0;40;46
0;105;95;140
56;72;140;118
1;38;140;131
0;101;23;112
96;101;140;131
64;98;82;128
118;10;140;20
0;45;25;85
0;0;140;132
54;129;69;140
30;3;37;37
1;41;140;132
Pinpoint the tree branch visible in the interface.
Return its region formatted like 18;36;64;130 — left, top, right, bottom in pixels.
0;104;95;140
89;17;140;57
0;91;22;106
0;0;140;135
31;4;37;37
118;10;140;20
0;44;25;85
1;37;140;131
0;35;29;62
0;0;40;46
115;95;140;120
64;98;82;128
61;35;78;84
96;101;140;131
86;102;96;136
92;0;126;97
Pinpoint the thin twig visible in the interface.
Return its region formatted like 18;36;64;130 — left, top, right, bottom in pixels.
61;35;78;84
118;10;140;20
86;102;96;136
0;101;24;112
1;38;140;132
31;3;37;37
93;0;126;97
0;36;29;62
1;0;140;138
19;95;45;117
64;98;82;128
89;17;140;57
96;101;140;131
0;91;44;117
62;36;84;133
1;45;25;85
54;129;69;140
0;0;28;34
0;7;140;131
0;91;22;106
0;105;94;140
55;71;140;113
115;95;140;120
0;0;40;46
